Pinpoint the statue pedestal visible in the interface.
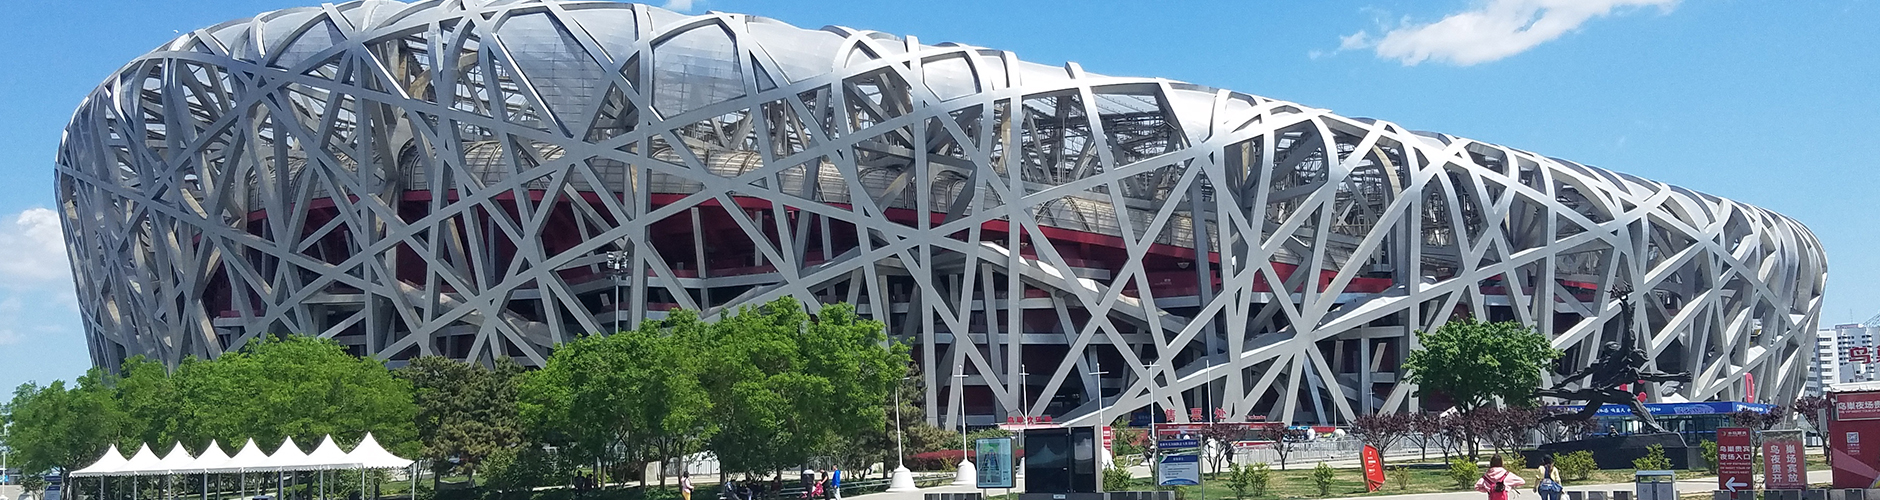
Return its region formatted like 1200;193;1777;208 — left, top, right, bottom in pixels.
1529;433;1701;469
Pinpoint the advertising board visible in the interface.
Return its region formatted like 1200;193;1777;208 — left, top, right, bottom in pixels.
975;437;1015;489
1156;439;1202;486
1831;389;1880;488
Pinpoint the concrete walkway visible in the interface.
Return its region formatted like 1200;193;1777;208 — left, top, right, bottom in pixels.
842;468;1831;500
1357;470;1831;500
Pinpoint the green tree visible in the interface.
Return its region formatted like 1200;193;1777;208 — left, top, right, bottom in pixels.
397;356;524;487
520;310;714;485
114;356;179;449
701;298;907;477
1403;319;1561;413
4;369;126;476
169;336;418;456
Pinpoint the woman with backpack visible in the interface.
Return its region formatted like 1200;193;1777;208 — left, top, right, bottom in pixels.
1475;455;1528;500
1534;455;1564;500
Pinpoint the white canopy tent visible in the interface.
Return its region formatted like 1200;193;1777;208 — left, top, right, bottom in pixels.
183;442;231;475
123;445;165;476
227;439;269;473
260;437;311;473
345;434;412;470
67;435;416;500
69;445;129;477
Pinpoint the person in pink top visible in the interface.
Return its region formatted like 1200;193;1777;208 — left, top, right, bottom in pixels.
1475;455;1528;500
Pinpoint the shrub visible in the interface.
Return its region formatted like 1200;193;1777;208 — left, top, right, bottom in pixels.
1700;440;1719;474
1104;464;1134;492
1311;462;1337;496
1390;465;1411;491
1556;451;1596;480
1633;444;1672;471
1448;458;1482;488
1247;462;1273;496
1226;463;1252;499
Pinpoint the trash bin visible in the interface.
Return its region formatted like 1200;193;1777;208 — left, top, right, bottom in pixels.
1635;471;1677;500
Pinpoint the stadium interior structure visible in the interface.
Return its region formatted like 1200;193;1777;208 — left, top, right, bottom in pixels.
57;0;1826;426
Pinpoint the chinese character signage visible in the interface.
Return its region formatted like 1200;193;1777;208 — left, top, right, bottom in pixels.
975;437;1015;488
1156;439;1202;486
1761;429;1806;490
1832;389;1880;488
1361;445;1386;492
1837;391;1880;421
1717;427;1755;492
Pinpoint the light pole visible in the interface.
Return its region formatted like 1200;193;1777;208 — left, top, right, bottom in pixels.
1091;361;1110;467
887;377;919;492
605;250;628;334
951;369;974;486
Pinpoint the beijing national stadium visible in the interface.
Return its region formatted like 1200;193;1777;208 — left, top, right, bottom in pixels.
54;0;1826;427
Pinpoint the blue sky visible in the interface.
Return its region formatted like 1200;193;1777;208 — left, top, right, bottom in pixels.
0;0;1874;392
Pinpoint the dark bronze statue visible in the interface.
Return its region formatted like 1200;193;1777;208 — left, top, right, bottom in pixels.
1536;285;1691;433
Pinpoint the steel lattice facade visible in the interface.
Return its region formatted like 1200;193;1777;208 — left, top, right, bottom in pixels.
57;0;1826;425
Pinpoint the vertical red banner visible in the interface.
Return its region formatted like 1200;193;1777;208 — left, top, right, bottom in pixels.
1830;390;1880;488
1716;427;1755;492
1762;429;1807;490
1361;445;1386;492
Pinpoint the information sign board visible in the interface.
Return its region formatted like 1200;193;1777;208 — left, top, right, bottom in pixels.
1832;389;1880;488
1361;445;1385;491
975;437;1015;489
1761;429;1807;490
1716;427;1754;492
1156;439;1202;486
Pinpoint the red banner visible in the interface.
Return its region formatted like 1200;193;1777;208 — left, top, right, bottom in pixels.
1717;427;1754;492
1831;390;1880;488
1362;445;1386;492
1762;430;1807;490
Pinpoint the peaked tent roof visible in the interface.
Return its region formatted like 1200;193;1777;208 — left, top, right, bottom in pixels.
184;441;233;474
345;433;413;470
259;437;312;472
122;444;165;476
156;443;197;473
69;444;130;477
304;436;360;470
227;439;271;473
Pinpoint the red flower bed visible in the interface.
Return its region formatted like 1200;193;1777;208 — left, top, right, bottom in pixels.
906;449;1026;471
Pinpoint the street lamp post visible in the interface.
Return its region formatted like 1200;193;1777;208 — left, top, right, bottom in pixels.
951;370;974;486
1091;361;1110;467
887;377;919;492
605;250;628;334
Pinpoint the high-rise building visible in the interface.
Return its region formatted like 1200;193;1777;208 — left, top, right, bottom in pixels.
53;0;1828;425
1811;329;1838;395
1836;324;1880;385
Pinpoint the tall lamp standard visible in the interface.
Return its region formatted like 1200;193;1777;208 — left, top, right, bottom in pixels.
605;250;629;334
951;369;975;486
1091;361;1110;467
887;377;920;492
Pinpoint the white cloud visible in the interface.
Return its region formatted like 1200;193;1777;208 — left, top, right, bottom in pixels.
0;208;73;291
1343;0;1678;66
661;0;697;12
0;208;79;346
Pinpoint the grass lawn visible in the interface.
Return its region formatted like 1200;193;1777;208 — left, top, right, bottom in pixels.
990;450;1831;500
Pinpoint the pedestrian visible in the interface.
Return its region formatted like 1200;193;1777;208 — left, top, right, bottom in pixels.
1474;455;1527;500
830;469;841;500
810;473;824;500
681;473;694;500
1534;455;1563;500
722;478;737;500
